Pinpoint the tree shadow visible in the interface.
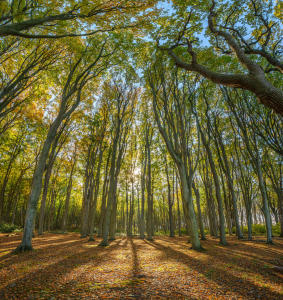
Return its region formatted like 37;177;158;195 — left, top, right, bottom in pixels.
0;235;124;299
144;236;283;299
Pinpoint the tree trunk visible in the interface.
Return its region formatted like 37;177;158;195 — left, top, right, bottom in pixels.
176;175;181;237
140;152;147;239
200;128;227;245
178;164;202;249
216;131;243;239
89;147;103;241
146;139;154;241
13;119;62;253
99;125;120;246
193;181;206;240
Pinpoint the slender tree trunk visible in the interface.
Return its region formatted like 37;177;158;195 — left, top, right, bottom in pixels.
193;181;206;240
109;180;118;240
11;177;22;224
200;130;227;245
99;125;120;246
216;131;243;239
89;147;103;241
176;175;181;237
12;116;63;253
126;181;130;236
147;140;153;241
140;151;147;239
178;164;203;249
38;164;54;235
47;186;56;231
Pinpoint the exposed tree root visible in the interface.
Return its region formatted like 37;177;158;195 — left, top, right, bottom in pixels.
98;241;109;247
11;244;33;254
273;260;283;272
190;245;205;251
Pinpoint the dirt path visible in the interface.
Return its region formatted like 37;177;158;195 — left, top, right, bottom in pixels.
0;233;282;299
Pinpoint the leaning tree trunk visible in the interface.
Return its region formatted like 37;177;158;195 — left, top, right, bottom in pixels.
178;164;203;250
12;118;62;253
200;130;227;246
38;162;54;235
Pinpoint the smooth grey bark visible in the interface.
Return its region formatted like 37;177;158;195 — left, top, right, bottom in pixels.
202;167;215;236
197;120;227;245
82;141;99;238
192;181;206;240
140;150;147;239
12;41;111;253
98;150;111;237
99;131;120;246
234;140;253;239
61;154;77;232
227;94;273;243
146;133;154;241
47;186;56;231
126;180;130;236
148;67;202;250
129;180;134;237
110;131;128;240
176;174;182;236
89;145;104;241
99;114;121;246
164;154;174;237
13;48;110;253
137;188;141;234
214;123;243;239
109;181;118;240
38;135;64;235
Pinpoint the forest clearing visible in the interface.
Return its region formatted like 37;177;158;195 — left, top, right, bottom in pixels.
1;0;283;299
0;233;283;300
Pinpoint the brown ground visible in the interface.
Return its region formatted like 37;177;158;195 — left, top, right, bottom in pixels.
0;233;282;299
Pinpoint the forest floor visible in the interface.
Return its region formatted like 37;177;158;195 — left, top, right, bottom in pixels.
0;233;282;300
